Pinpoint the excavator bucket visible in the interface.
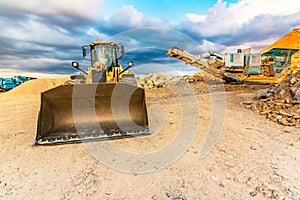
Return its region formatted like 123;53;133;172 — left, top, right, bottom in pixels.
33;83;150;145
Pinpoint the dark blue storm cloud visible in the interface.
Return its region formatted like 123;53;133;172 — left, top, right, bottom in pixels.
0;0;299;76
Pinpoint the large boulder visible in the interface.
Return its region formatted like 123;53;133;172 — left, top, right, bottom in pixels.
255;89;268;99
294;88;300;100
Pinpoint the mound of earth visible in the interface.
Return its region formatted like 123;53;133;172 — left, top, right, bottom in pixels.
3;78;69;97
262;28;300;66
262;28;300;51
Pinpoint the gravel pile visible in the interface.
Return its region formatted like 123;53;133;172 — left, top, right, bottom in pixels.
136;72;221;89
244;71;300;126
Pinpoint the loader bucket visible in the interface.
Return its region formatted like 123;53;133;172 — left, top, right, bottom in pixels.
33;83;150;145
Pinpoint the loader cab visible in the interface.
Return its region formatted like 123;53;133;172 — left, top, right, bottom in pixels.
90;43;117;70
71;40;133;84
82;41;124;71
80;41;126;83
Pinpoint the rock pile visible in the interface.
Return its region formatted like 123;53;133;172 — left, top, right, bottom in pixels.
244;71;300;126
136;72;221;89
136;74;173;89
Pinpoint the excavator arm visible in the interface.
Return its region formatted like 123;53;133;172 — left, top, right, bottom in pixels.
167;46;223;79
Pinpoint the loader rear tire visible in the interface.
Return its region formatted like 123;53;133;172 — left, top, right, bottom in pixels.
120;74;137;86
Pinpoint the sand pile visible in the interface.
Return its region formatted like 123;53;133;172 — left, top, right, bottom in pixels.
262;28;300;51
244;71;300;126
262;28;300;66
2;77;69;97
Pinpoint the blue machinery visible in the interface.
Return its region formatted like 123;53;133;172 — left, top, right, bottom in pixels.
0;76;36;91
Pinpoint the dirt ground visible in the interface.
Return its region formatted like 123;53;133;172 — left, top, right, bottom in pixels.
0;80;299;200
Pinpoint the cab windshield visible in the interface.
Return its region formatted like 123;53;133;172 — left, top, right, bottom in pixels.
91;44;117;69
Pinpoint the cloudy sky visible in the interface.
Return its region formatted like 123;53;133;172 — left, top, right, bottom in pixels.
0;0;300;77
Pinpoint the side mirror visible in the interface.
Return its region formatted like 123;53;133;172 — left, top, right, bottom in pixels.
71;61;88;75
71;62;79;68
119;61;135;76
128;61;134;67
119;45;124;54
82;47;87;57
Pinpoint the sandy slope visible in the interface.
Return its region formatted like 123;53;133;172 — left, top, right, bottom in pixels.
0;81;299;200
2;78;69;97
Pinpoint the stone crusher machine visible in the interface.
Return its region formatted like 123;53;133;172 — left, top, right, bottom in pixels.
167;46;300;84
33;40;150;145
0;76;36;91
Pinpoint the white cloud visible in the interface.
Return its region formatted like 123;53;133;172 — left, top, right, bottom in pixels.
0;0;104;19
0;54;74;74
0;55;66;67
222;36;281;53
183;0;300;37
173;0;300;55
109;5;162;29
228;0;300;20
86;28;108;40
199;39;226;52
186;13;206;23
0;69;67;78
111;5;144;27
1;0;299;75
133;63;202;77
0;16;88;46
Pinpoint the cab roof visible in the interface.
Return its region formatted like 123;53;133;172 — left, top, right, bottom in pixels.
89;39;117;46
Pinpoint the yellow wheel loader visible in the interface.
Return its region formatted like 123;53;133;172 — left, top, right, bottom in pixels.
33;40;150;145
